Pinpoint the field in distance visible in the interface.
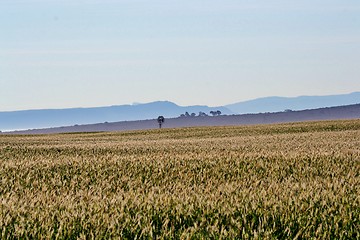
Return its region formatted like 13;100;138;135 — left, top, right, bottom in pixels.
1;120;359;239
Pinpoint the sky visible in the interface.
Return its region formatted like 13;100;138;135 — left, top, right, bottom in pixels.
1;0;360;111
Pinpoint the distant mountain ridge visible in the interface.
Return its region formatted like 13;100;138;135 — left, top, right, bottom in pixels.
226;92;360;114
1;92;360;132
0;101;231;131
6;103;360;135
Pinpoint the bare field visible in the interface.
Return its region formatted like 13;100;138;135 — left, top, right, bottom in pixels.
1;120;359;239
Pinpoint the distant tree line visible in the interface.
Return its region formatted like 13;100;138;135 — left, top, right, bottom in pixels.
157;110;223;129
180;110;222;118
210;110;222;116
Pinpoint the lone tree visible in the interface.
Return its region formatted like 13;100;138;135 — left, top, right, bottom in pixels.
157;116;165;129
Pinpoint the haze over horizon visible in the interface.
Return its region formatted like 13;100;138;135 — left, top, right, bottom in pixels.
1;0;360;111
0;91;359;112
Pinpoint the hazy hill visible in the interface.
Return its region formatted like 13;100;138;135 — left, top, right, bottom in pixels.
226;92;360;114
2;92;360;132
6;103;360;134
0;101;231;131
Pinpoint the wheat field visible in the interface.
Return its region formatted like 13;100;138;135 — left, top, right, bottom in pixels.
0;120;359;239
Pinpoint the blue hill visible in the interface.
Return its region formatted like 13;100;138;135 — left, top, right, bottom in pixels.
0;101;231;131
226;92;360;114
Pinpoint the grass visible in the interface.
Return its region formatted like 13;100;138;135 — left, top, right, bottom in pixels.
0;120;359;239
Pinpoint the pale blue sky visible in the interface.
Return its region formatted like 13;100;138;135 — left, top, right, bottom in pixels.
1;0;359;111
